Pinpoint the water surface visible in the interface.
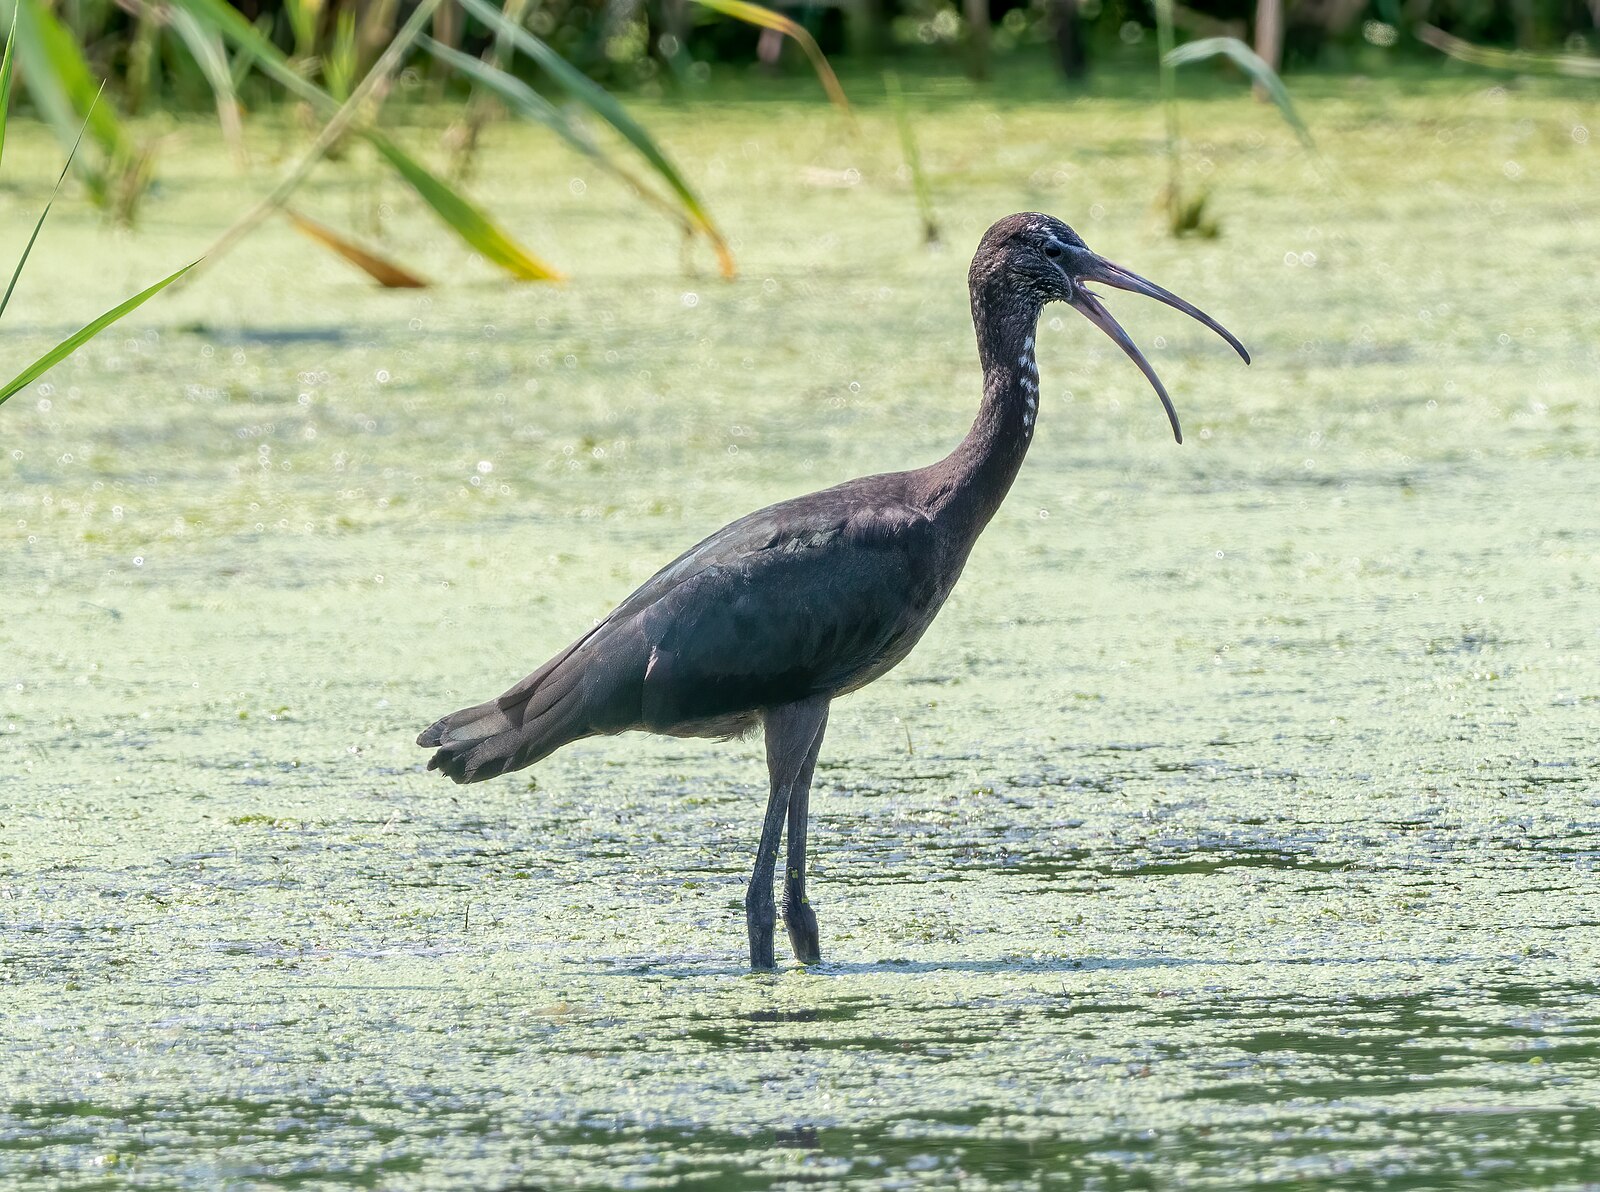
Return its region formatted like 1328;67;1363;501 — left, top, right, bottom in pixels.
2;65;1598;1187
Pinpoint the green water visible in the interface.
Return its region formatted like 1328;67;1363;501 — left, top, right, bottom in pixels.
2;62;1598;1188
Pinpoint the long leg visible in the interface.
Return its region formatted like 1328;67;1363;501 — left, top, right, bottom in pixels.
747;696;829;970
782;705;829;964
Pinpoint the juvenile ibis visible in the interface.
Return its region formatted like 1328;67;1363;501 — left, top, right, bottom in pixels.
418;212;1249;969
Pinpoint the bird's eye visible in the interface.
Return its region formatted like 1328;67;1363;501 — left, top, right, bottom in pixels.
1043;245;1062;259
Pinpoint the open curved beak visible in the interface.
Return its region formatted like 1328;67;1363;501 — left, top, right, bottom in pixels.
1068;253;1250;445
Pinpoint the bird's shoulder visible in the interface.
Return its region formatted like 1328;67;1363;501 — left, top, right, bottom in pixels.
708;474;930;555
617;473;933;615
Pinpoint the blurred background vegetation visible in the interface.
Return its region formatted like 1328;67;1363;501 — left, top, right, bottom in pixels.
15;0;1600;102
0;0;1593;286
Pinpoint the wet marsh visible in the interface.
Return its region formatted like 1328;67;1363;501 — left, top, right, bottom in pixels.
3;62;1599;1187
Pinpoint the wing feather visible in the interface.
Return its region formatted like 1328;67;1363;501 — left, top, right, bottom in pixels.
631;498;940;728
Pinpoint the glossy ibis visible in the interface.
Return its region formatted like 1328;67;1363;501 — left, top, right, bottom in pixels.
418;212;1248;969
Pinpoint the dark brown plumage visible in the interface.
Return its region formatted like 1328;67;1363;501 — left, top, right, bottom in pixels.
419;212;1249;969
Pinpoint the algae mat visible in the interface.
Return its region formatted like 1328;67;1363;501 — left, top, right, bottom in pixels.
3;67;1599;1188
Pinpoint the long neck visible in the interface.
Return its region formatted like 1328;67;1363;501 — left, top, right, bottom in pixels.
918;286;1043;536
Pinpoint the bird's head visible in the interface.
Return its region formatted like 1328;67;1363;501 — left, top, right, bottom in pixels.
972;212;1250;443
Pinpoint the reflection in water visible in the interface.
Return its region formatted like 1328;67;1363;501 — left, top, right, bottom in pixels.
7;980;1595;1186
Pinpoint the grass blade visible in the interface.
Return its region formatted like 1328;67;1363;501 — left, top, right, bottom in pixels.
283;0;319;60
0;16;15;174
1415;24;1600;77
0;87;96;321
883;71;938;245
367;131;565;281
691;0;852;114
456;0;734;278
1164;36;1314;149
14;0;134;158
171;0;559;284
188;0;440;281
1155;0;1180;205
325;8;359;100
421;34;599;162
420;34;693;234
0;260;198;407
10;0;103;199
286;208;429;287
165;4;247;163
165;0;329;107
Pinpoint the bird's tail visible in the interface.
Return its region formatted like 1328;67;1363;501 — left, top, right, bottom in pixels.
417;644;593;784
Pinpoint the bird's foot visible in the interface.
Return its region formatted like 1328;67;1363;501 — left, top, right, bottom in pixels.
745;928;777;966
748;926;777;970
783;897;822;965
746;888;778;971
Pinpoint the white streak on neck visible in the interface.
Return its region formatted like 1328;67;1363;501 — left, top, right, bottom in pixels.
1020;342;1039;431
